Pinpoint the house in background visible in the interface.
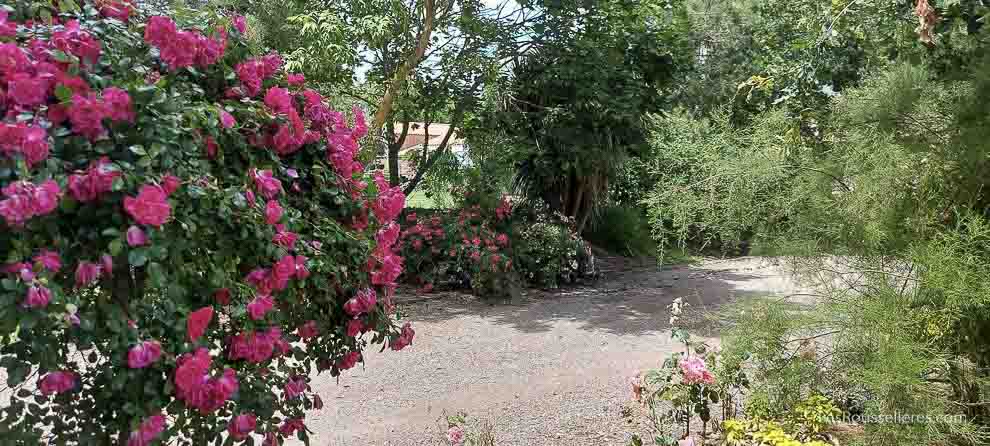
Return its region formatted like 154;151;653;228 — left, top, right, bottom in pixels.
381;122;468;180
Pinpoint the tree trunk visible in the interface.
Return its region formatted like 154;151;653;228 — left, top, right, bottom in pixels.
370;0;436;133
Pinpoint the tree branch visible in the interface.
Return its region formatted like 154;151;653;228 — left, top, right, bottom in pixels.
371;0;437;132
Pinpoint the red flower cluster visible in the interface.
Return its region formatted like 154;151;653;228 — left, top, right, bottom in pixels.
229;326;290;363
144;16;226;71
0;122;48;167
174;348;239;413
337;351;361;370
68;157;120;202
235;53;282;97
0;179;60;226
390;322;415;351
126;414;165;446
228;413;257;440
52;21;101;64
39;371;76;395
123;184;171;227
343;288;377;316
283;376;307;399
127;340;162;369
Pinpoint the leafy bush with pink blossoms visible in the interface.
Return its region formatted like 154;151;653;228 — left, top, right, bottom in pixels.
0;1;412;444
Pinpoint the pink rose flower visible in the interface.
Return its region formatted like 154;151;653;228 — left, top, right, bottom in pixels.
336;351;360;370
251;169;282;199
283;376;307;399
679;356;715;385
219;109;236;129
102;87;135;122
265;200;283;225
33;249;61;272
75;261;102;287
100;1;133;23
247;294;274;320
126;225;148;246
345;318;364;337
127;413;166;446
228;413;257;440
390;322;415;351
0;180;61;226
297;320;319;339
100;254;114;277
68;157;119;203
127;340;163;369
186;307;213;342
279;418;305;436
214;288;231;305
232;15;247;34
264;87;293;115
39;371;76;395
205;136;219;159
287;73;305;87
124;185;171;227
24;285;52;308
447;426;465;446
161;174;181;196
294;255;309;280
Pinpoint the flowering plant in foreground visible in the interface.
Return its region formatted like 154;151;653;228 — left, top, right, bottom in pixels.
0;2;411;444
628;298;743;446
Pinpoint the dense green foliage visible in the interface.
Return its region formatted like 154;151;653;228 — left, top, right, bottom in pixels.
640;0;990;444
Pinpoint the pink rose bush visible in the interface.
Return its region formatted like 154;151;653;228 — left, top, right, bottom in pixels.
398;194;595;296
0;3;412;445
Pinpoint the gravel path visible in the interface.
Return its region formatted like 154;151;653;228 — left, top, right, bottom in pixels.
296;257;806;445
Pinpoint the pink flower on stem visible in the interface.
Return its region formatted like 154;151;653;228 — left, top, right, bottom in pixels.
127;340;162;369
283;376;307;399
247;294;274;320
127;413;166;446
447;426;465;446
294;255;309;280
102;87;135;122
101;254;114;277
390;322;415;351
252;169;283;199
0;180;61;227
186;307;213;342
161;174;181;196
297;320;319;339
39;371;76;395
219;109;236;129
126;226;148;247
265;200;283;224
24;285;52;308
123;185;171;227
232;15;247;34
287;73;305;87
279;418;306;436
75;261;102;287
679;356;715;385
346;319;364;337
343;288;377;316
68;157;119;203
336;351;360;370
33;250;61;272
214;288;231;305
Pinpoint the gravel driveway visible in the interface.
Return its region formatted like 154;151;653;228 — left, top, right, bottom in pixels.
296;257;805;446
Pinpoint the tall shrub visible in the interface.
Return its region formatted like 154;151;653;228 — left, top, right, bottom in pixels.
0;2;412;444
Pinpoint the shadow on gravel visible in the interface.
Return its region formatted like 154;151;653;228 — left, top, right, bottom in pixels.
400;259;774;336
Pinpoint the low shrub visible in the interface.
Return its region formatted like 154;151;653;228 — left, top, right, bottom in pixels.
398;196;597;296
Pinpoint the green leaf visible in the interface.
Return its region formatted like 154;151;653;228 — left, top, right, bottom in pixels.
128;250;148;267
109;239;123;256
54;85;73;102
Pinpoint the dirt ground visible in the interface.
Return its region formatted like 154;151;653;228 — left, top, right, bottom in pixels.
296;256;808;446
